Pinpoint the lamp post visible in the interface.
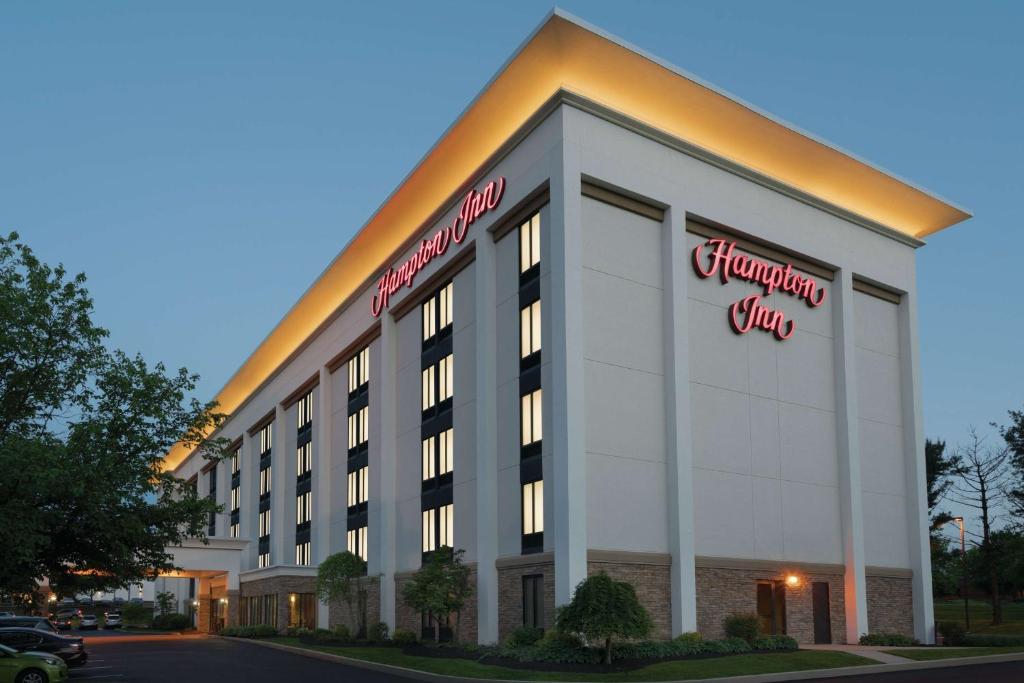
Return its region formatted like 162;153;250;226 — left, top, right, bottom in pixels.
952;516;969;631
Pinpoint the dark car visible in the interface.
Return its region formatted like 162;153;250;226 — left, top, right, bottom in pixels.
0;617;57;634
0;627;87;666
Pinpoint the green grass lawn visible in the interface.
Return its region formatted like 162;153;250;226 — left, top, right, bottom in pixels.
933;599;1024;635
263;638;873;682
882;646;1024;661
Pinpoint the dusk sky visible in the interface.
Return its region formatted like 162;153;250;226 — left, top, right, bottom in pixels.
2;2;1021;509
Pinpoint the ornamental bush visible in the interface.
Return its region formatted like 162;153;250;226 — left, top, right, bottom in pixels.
751;634;799;651
723;613;760;643
506;626;545;648
555;573;653;664
367;621;390;642
152;613;191;631
937;621;966;646
704;637;752;655
332;624;352;641
392;628;417;645
859;632;919;647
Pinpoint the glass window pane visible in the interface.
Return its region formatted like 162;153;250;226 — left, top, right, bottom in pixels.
533;389;542;442
523;484;533;533
521;394;531;446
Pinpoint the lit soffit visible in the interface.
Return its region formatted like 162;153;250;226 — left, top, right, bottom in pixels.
162;9;970;471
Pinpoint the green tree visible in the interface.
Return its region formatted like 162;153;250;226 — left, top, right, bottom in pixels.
155;591;176;615
401;549;473;642
926;439;955;532
316;551;369;636
555;572;652;664
997;407;1024;522
0;232;226;599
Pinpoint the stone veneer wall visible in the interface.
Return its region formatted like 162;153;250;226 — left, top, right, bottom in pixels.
587;555;673;640
496;555;555;643
227;589;240;629
395;566;479;642
865;575;914;637
328;576;380;635
239;574;318;633
696;566;847;644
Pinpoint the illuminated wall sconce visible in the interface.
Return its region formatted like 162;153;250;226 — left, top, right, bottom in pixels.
48;594;56;603
219;598;228;605
785;574;800;588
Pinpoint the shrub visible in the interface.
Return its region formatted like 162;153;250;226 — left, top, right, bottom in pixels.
705;637;752;655
367;621;389;642
675;631;703;646
506;626;544;648
555;573;653;664
120;602;153;627
937;621;966;646
859;632;919;646
723;613;760;643
392;628;417;645
751;634;798;651
151;613;191;631
332;624;351;641
962;633;1024;647
221;624;277;638
528;631;597;664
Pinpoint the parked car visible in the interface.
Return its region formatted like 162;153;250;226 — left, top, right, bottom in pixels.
76;615;98;631
0;618;57;634
51;615;74;631
0;613;13;619
59;598;75;607
0;628;87;666
0;643;68;683
102;612;121;629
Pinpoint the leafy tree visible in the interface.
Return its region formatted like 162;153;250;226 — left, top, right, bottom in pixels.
402;549;472;642
155;591;176;615
996;407;1024;522
0;232;226;599
316;551;369;636
926;439;955;532
555;572;652;664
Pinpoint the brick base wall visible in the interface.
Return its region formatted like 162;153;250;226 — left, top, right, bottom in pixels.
226;589;240;628
239;574;318;633
497;557;555;643
327;576;380;636
587;559;672;640
696;566;847;644
866;575;913;637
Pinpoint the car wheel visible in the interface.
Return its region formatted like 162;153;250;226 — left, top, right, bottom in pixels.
16;669;48;683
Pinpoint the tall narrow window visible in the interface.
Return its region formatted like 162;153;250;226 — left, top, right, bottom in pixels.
521;389;543;448
346;344;371;575
230;444;241;538
295;541;311;566
438;428;453;476
421;504;454;553
347;526;367;561
348;347;370;394
438;282;453;330
206;466;217;537
522;480;544;535
296;441;312;477
438;355;453;402
520;299;541;359
294;390;313;566
523;575;544;629
296;491;312;525
421;366;436;411
422;281;453;344
519;213;541;274
296;392;313;431
421;438;435;481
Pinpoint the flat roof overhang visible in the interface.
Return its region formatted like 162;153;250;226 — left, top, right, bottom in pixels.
163;9;970;472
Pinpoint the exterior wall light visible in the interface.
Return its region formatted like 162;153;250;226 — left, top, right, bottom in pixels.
219;598;227;604
785;574;800;588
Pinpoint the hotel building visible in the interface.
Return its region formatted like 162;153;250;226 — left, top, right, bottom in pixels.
162;11;970;645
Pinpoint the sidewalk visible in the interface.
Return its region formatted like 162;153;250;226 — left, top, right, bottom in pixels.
800;644;917;664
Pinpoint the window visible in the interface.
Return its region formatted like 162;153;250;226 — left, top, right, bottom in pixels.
288;593;316;629
259;466;272;497
521;389;542;447
520;299;541;358
519;212;541;274
348;346;370;393
295;541;311;566
421;366;435;410
259;509;271;538
523;575;544;629
230;449;240;475
422;504;454;553
347;526;367;561
422;282;453;342
348;406;368;450
522;480;544;535
230;487;240;511
241;594;277;628
229;522;239;538
296;391;313;430
296;442;311;476
347;467;368;507
259;423;273;456
438;355;454;402
421;429;453;481
296;491;312;525
207;467;217;536
258;551;270;568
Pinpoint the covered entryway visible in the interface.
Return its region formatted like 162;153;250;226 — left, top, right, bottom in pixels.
160;538;248;633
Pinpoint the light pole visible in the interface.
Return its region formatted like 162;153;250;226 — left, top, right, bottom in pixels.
952;516;969;631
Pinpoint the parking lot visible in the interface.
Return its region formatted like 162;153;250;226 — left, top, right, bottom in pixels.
68;631;409;683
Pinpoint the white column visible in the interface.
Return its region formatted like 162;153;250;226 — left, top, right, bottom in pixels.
376;312;399;629
475;230;499;643
215;459;229;537
271;404;288;566
899;288;935;643
833;269;869;643
316;366;333;627
662;200;698;635
550;138;587;606
240;431;257;567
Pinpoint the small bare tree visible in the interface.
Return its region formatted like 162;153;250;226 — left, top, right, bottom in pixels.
947;429;1014;625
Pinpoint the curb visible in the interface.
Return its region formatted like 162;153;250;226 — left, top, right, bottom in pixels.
218;637;1024;683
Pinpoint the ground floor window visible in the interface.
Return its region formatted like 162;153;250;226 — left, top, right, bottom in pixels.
240;594;277;628
756;581;786;635
288;592;316;630
523;574;544;629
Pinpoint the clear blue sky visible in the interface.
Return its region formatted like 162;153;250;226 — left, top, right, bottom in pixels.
2;2;1020;462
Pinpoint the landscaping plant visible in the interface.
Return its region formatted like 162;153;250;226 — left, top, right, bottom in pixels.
402;548;472;642
723;613;761;643
555;572;653;664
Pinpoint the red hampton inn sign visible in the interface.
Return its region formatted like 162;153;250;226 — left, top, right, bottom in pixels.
371;177;506;317
691;238;826;341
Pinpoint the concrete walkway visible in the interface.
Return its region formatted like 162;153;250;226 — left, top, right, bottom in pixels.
800;644;917;664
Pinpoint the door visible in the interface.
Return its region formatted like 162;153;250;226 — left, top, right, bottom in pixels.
756;581;786;635
812;582;832;644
